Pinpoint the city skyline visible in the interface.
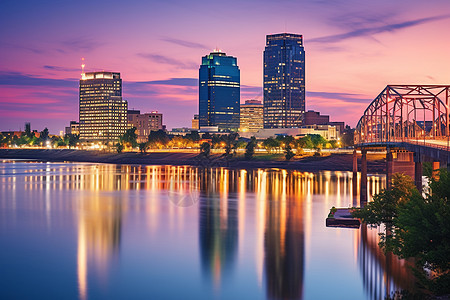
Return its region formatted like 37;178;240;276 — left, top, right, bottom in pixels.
1;0;450;133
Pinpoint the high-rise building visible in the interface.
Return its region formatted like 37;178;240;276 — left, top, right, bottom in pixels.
128;110;164;143
199;50;240;131
263;33;305;128
240;100;263;132
79;72;128;142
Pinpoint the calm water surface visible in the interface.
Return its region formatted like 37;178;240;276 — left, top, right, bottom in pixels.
0;161;415;300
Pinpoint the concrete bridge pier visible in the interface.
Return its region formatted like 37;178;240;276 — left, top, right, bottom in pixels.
414;152;423;193
360;149;368;204
433;161;440;180
386;149;393;190
353;149;358;196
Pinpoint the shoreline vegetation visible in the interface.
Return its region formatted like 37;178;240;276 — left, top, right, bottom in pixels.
0;149;386;172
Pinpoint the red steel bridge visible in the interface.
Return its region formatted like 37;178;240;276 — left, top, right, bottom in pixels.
353;85;450;202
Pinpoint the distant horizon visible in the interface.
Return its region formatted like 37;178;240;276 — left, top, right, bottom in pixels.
1;0;450;134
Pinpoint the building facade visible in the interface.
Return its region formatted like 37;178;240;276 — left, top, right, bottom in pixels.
199;50;240;131
65;121;80;135
128;110;164;143
79;72;128;142
240;100;263;132
192;114;199;130
263;33;305;128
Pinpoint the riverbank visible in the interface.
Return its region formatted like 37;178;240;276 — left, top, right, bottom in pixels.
0;149;386;172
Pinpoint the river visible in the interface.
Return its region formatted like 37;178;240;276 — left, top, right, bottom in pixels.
0;161;415;300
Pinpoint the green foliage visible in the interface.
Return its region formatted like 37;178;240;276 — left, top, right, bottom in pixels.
262;137;280;153
148;130;169;148
200;142;210;157
120;127;138;148
391;169;450;295
115;142;124;153
245;137;256;160
185;130;200;141
328;206;337;218
297;135;313;149
284;144;295;161
354;171;450;295
328;139;338;149
309;134;327;149
66;134;79;148
138;142;148;153
40;128;49;141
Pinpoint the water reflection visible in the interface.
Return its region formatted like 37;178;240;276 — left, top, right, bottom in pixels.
0;161;412;300
198;169;238;285
358;225;416;300
77;193;122;300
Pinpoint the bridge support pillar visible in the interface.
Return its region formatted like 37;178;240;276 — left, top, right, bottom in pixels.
360;149;368;204
433;161;440;180
386;150;393;190
414;152;423;194
353;149;358;196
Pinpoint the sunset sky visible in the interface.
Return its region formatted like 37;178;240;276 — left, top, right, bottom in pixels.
1;0;449;133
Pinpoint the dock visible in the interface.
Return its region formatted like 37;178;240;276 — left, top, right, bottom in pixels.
326;208;360;228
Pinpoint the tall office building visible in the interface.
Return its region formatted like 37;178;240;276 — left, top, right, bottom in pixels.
79;72;128;142
263;33;305;128
240;100;263;132
199;50;240;131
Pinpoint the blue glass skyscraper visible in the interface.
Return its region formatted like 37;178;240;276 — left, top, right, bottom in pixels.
264;33;305;128
199;50;240;131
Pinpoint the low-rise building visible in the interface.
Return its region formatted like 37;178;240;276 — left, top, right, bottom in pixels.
128;110;164;143
65;121;80;135
240;100;263;132
239;125;337;140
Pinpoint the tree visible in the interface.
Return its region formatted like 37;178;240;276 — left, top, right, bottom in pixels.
40;128;49;142
148;130;169;148
121;127;138;148
354;171;450;295
66;134;79;148
353;173;416;250
224;132;238;157
297;135;313;149
185;130;200;141
200;142;211;157
285;144;295;161
309;134;327;149
262;137;280;153
245;137;256;160
138;142;148;153
115;142;124;153
391;170;450;295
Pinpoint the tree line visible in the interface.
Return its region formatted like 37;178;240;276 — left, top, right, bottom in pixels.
0;127;79;149
353;171;450;297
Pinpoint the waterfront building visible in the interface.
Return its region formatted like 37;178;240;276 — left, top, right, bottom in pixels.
239;125;337;140
304;110;345;136
79;72;128;142
128;110;164;143
263;33;305;128
192;114;199;130
240;100;263;132
199;50;240;131
65;121;80;135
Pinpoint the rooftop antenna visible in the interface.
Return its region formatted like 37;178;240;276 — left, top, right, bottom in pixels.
81;57;85;79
